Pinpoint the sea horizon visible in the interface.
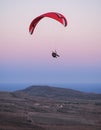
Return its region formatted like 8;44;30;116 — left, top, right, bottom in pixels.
0;83;101;94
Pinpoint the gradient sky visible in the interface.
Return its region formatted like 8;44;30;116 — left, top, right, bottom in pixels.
0;0;101;85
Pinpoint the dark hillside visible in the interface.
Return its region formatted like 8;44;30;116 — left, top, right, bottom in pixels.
16;85;101;100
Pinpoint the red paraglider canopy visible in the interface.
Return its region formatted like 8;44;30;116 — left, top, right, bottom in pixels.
29;12;67;35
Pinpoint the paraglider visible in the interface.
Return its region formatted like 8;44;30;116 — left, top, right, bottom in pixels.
29;12;67;58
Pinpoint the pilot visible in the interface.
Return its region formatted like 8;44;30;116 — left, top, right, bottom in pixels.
52;50;60;58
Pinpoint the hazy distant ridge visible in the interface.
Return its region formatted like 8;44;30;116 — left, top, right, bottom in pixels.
15;85;101;100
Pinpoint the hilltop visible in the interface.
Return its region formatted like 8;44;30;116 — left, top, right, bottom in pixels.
15;85;101;100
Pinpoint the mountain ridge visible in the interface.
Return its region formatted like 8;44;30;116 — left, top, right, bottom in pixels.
15;85;101;100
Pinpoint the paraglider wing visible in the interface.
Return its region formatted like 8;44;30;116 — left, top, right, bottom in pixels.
29;12;67;35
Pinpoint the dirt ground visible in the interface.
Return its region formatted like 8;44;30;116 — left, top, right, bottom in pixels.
0;90;101;130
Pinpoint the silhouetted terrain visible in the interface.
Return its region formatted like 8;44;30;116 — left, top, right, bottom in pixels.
0;86;101;130
17;85;101;100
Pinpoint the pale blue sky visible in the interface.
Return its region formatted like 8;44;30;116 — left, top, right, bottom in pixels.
0;0;101;85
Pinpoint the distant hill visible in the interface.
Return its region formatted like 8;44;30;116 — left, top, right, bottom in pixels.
15;85;101;100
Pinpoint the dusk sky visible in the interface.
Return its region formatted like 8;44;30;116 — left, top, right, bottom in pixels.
0;0;101;85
